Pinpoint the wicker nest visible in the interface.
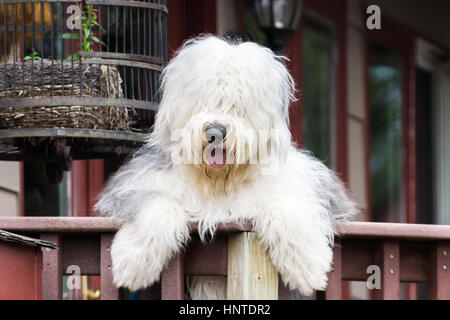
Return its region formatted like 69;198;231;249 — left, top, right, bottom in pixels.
0;59;135;131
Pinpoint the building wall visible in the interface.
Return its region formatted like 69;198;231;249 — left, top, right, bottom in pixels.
0;161;21;216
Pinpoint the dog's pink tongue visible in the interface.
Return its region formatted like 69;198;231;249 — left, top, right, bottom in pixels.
208;149;226;169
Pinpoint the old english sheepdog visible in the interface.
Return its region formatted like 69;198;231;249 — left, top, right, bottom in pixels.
95;35;358;299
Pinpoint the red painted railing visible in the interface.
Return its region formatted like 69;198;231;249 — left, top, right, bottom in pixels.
0;217;449;300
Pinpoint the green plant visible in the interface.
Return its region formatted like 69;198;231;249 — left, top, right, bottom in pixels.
62;4;106;60
24;51;41;61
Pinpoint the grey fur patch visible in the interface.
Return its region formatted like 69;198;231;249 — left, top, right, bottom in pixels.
94;143;172;221
299;150;359;223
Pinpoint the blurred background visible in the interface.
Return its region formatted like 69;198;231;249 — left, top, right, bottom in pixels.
0;0;449;299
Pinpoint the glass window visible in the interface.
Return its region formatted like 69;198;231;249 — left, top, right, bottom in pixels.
368;43;403;222
302;20;335;168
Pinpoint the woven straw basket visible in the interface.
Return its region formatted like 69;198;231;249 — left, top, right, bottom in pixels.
0;59;134;131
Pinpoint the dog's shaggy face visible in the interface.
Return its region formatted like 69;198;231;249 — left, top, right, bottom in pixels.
151;36;295;193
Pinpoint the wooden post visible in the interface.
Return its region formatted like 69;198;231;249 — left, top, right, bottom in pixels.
227;232;278;300
161;253;185;300
278;276;290;300
100;233;120;300
428;241;450;300
324;240;343;300
41;233;62;300
373;240;400;300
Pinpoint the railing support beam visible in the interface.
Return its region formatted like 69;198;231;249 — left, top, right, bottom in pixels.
373;240;400;300
41;233;62;300
324;239;343;299
161;253;185;300
429;241;450;300
227;232;278;300
100;233;120;300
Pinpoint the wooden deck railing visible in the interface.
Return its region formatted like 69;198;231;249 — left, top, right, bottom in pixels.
0;217;449;300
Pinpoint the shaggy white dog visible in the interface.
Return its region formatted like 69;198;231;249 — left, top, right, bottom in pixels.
95;35;358;299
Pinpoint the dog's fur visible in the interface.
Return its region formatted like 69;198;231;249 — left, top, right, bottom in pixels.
95;35;358;298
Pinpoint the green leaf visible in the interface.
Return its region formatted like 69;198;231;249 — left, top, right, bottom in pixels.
62;33;80;39
24;56;41;61
83;42;91;51
65;53;80;61
24;51;41;61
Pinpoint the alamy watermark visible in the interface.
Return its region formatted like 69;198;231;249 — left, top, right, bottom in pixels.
366;265;381;290
66;265;81;290
366;5;381;30
66;5;81;30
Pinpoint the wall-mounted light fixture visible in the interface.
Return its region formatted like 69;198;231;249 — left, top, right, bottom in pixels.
254;0;303;52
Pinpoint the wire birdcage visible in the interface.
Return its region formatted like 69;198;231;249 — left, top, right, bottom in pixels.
0;0;167;179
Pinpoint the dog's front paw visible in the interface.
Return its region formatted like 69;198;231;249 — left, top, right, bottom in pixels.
271;242;332;296
108;198;190;291
255;207;334;296
110;223;167;291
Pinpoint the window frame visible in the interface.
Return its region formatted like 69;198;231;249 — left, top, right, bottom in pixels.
286;0;348;182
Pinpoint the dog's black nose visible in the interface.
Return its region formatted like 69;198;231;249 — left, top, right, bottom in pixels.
205;124;227;144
